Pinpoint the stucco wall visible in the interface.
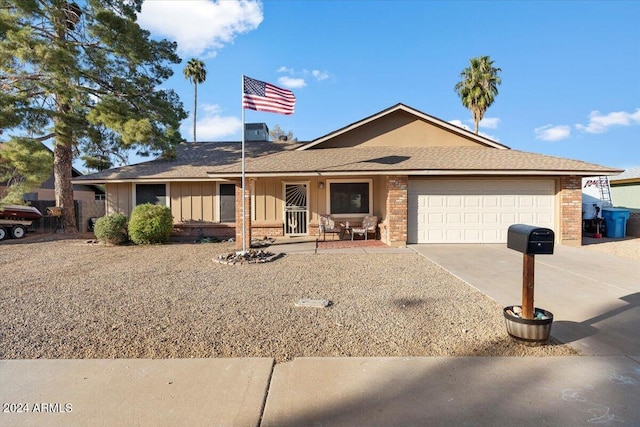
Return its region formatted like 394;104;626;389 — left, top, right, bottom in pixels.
314;110;483;149
611;183;640;210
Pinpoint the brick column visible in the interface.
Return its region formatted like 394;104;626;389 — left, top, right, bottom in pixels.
384;175;408;247
235;180;251;250
559;176;582;246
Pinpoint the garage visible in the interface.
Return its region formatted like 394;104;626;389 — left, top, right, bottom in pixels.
408;179;556;244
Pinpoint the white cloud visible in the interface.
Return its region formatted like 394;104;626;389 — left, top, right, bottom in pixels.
311;70;329;81
448;119;499;141
278;76;306;89
277;66;294;74
448;119;468;130
479;117;500;129
277;66;331;83
535;124;571;142
182;104;242;141
138;0;263;57
575;108;640;134
450;117;500;130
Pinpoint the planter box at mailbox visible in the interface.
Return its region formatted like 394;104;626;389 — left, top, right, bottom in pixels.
504;306;554;344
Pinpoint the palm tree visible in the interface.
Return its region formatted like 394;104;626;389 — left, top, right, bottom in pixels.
183;58;207;143
454;56;502;135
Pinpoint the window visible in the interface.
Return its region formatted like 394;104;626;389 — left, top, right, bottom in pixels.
219;183;236;222
328;181;371;215
136;184;166;206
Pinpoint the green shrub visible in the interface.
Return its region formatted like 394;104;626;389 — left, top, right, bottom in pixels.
128;203;173;245
94;213;128;245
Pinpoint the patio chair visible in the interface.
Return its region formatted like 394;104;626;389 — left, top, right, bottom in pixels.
319;214;342;241
351;215;378;241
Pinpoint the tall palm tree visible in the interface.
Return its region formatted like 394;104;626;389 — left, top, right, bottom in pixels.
454;56;502;135
183;58;207;143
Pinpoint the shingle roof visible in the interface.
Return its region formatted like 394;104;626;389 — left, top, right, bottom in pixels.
208;146;622;177
72;141;293;182
74;144;621;183
610;166;640;182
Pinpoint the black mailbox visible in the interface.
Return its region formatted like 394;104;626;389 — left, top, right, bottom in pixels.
507;224;554;255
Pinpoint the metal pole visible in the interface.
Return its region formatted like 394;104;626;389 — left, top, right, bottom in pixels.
241;75;246;253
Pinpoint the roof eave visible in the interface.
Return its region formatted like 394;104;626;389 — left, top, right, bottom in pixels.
71;177;231;184
206;169;622;179
610;178;640;185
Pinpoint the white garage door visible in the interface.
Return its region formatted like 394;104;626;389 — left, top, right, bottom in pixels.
408;179;555;244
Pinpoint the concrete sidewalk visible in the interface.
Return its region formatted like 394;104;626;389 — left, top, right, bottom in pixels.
2;356;640;426
263;356;640;426
410;244;640;356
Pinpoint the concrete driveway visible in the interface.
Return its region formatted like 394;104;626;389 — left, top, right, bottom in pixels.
410;243;640;356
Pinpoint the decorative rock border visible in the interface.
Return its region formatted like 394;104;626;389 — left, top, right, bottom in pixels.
213;249;283;265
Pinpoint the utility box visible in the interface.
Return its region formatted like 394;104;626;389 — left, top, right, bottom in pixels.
507;224;555;255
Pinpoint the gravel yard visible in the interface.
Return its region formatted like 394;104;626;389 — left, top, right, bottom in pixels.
581;235;640;260
0;235;593;362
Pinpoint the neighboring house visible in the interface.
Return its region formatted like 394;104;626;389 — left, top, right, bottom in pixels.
20;168;105;203
610;167;640;210
73;104;621;248
610;167;640;237
1;142;105;232
0;142;105;203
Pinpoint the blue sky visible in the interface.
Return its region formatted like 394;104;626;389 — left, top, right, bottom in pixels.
137;0;639;170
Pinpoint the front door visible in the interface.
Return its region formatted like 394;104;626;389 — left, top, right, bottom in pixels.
284;183;308;236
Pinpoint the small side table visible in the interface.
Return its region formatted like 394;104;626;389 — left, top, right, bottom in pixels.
340;226;352;240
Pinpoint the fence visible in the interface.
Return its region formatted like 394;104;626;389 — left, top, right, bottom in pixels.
27;200;105;234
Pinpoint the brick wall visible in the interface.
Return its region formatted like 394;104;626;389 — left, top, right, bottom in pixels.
235;180;251;250
172;223;235;240
252;222;285;238
627;212;640;237
560;176;582;246
383;175;407;247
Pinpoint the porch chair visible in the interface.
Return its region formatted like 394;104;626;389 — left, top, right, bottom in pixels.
351;215;378;241
319;214;342;241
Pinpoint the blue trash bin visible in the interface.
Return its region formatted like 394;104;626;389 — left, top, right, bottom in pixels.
602;208;630;238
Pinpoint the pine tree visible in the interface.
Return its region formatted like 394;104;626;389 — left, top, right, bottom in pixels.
0;0;187;231
0;139;53;205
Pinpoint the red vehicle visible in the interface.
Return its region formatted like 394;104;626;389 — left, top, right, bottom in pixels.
0;204;43;240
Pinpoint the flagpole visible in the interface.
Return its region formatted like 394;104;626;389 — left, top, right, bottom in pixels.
241;75;246;253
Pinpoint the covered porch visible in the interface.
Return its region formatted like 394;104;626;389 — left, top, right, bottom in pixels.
233;174;408;250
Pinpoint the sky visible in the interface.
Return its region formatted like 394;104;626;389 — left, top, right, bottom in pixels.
134;0;639;170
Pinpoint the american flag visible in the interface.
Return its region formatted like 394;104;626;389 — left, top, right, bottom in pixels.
243;76;296;115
